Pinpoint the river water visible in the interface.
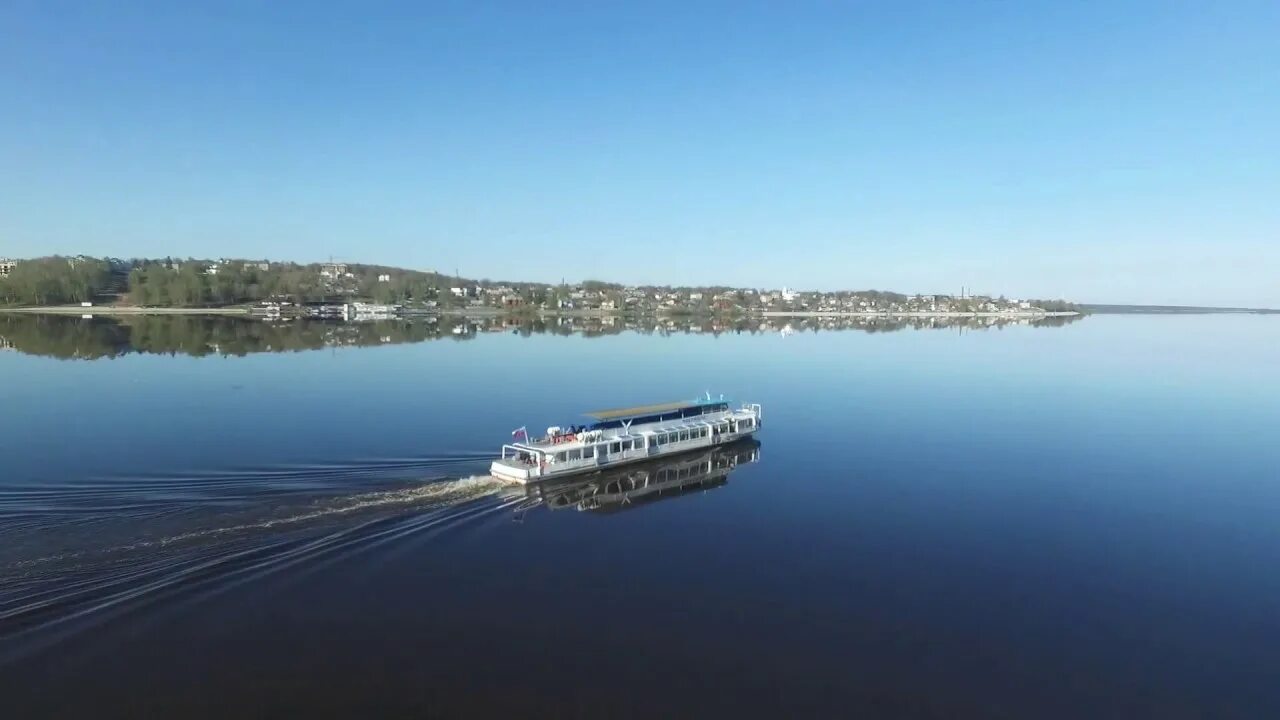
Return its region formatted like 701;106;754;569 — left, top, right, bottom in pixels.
1;313;1278;717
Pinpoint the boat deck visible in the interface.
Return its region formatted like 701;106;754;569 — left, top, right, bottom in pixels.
513;407;751;451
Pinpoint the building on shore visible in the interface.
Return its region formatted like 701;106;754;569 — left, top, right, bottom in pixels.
345;302;400;321
0;258;17;276
320;262;350;279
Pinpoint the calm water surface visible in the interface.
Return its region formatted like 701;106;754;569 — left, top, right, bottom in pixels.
2;314;1278;718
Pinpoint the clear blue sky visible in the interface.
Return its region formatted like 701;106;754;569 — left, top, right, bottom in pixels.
2;1;1276;305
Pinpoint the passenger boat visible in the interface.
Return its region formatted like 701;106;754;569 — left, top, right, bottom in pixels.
491;396;762;484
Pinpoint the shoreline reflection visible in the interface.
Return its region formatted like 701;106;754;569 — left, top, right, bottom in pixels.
0;312;1085;360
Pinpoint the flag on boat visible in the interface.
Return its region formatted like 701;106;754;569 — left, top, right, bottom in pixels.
512;426;528;442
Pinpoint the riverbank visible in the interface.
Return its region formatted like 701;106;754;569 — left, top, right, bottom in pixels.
757;310;1080;319
2;305;1081;320
0;305;251;316
3;305;639;318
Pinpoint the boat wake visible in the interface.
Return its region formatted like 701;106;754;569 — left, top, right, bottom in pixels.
0;452;495;521
0;463;518;664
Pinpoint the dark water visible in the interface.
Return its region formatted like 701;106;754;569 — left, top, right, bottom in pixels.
2;313;1278;718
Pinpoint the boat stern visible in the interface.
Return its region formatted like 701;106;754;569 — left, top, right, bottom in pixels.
491;458;536;484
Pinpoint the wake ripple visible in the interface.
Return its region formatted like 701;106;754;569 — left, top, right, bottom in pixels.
0;471;519;663
0;452;495;518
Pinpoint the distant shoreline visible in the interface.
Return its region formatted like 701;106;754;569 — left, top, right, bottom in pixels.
1;305;1083;320
757;310;1079;319
2;305;1081;320
0;306;251;316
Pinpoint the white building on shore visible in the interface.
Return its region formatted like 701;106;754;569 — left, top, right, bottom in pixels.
320;262;350;279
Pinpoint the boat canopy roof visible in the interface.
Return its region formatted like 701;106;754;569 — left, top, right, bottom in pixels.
585;399;731;430
585;400;704;421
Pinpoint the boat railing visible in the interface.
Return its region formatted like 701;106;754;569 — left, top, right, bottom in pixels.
500;445;544;465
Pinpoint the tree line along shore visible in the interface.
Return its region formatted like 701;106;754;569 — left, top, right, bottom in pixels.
0;255;1082;316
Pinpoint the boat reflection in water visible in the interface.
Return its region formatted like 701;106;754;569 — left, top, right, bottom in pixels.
511;439;760;516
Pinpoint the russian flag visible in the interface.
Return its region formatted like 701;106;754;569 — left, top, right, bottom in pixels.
512;426;528;442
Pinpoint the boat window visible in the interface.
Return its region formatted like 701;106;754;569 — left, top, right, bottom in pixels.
679;430;689;441
555;452;566;462
583;446;595;459
569;449;582;460
621;440;631;451
610;442;621;454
